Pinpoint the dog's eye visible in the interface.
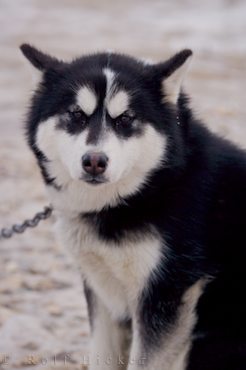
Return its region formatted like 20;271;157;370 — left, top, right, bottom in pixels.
69;109;87;125
72;110;83;119
115;113;135;128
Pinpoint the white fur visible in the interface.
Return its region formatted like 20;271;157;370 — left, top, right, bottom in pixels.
107;90;129;118
36;117;167;213
55;215;162;321
163;54;192;104
104;68;130;118
77;86;97;115
103;68;115;100
89;300;129;370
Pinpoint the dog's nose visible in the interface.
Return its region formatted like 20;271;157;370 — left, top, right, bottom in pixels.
82;152;108;176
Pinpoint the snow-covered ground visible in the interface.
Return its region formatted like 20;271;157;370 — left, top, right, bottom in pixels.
0;0;245;369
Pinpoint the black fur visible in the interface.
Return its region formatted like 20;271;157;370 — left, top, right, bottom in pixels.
22;45;246;369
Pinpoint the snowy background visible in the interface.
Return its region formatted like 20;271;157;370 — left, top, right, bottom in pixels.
0;0;245;369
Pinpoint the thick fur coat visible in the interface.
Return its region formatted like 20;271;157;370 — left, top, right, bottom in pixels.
21;44;246;370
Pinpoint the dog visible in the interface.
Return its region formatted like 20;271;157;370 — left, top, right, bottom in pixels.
20;44;246;370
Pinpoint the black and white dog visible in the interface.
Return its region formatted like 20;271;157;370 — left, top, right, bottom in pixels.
20;44;246;370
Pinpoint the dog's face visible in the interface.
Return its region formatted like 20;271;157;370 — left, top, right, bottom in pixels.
21;45;192;209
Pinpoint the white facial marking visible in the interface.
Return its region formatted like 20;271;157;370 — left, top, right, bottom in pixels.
103;68;115;99
36;117;88;183
103;60;129;118
107;90;129;118
50;125;165;213
77;86;97;115
36;118;58;160
36;116;166;213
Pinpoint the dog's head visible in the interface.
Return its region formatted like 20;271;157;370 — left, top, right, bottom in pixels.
21;45;192;210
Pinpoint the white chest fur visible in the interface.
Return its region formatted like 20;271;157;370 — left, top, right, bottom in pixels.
55;215;162;321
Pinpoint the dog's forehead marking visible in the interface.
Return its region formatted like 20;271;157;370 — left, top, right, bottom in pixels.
107;90;129;118
104;68;115;99
103;67;129;118
77;86;97;116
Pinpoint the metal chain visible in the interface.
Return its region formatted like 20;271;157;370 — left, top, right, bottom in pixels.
0;205;53;240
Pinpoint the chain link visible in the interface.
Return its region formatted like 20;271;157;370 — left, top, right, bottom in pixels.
0;205;53;240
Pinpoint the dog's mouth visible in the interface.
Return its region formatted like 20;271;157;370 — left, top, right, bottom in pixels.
81;174;108;185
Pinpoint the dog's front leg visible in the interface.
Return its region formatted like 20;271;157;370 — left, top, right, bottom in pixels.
84;282;130;370
127;280;204;370
127;325;190;370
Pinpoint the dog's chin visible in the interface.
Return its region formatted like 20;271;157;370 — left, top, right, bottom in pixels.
80;174;108;186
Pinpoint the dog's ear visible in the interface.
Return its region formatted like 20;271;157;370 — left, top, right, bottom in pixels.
20;44;61;71
153;49;193;104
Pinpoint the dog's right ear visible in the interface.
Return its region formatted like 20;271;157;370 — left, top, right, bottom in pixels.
149;49;193;105
20;44;61;71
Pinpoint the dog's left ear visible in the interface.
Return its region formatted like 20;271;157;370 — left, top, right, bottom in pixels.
153;49;193;104
20;43;62;71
